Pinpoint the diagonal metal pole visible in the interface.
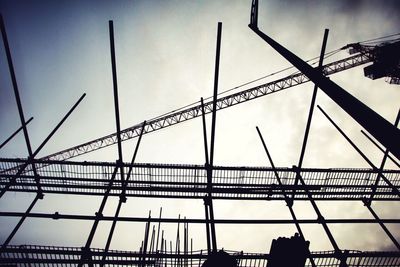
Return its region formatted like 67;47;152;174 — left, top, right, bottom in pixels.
361;130;400;169
293;167;343;256
256;126;316;267
0;14;41;194
1;11;86;200
207;22;222;253
292;29;329;199
248;9;346;261
248;7;400;160
1;93;86;249
319;103;400;250
0;94;86;198
101;121;146;265
100;20;136;266
364;203;400;250
317;105;400;197
362;109;400;250
1;194;40;249
366;109;400;205
79;166;118;267
0;117;33;150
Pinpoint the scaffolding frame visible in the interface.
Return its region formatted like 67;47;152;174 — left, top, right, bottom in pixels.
1;3;400;266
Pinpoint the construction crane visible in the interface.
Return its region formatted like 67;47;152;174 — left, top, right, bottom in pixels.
343;40;400;84
41;45;391;162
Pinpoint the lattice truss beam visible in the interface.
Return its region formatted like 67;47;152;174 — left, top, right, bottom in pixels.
42;52;372;161
1;158;399;200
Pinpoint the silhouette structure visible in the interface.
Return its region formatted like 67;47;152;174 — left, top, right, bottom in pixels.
201;250;237;267
267;234;309;267
1;1;400;266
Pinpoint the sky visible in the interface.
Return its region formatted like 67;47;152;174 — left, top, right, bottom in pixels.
0;0;400;256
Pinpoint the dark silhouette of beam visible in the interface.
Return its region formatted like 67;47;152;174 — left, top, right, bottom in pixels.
0;117;33;150
248;4;400;161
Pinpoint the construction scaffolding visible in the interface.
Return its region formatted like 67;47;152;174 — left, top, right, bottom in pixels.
1;1;400;266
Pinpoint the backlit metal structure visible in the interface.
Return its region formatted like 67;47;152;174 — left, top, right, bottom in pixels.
1;1;400;266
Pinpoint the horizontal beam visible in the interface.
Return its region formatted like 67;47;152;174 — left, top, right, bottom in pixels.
1;212;400;224
1;158;399;200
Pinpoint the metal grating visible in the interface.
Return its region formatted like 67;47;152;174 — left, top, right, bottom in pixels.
1;158;399;200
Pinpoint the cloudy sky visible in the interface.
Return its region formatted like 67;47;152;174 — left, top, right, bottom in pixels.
0;0;399;255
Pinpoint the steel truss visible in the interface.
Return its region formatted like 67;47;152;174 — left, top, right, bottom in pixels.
1;158;399;200
1;245;400;267
41;52;372;162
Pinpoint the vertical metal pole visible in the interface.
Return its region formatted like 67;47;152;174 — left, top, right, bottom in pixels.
191;238;193;267
156;207;162;252
207;21;222;253
161;230;164;252
0;117;33;150
200;98;212;254
170;241;173;267
149;225;156;253
0;14;34;161
141;212;151;267
184;220;187;267
201;98;210;166
0;14;41;194
176;214;181;254
109;20;125;201
203;198;211;255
